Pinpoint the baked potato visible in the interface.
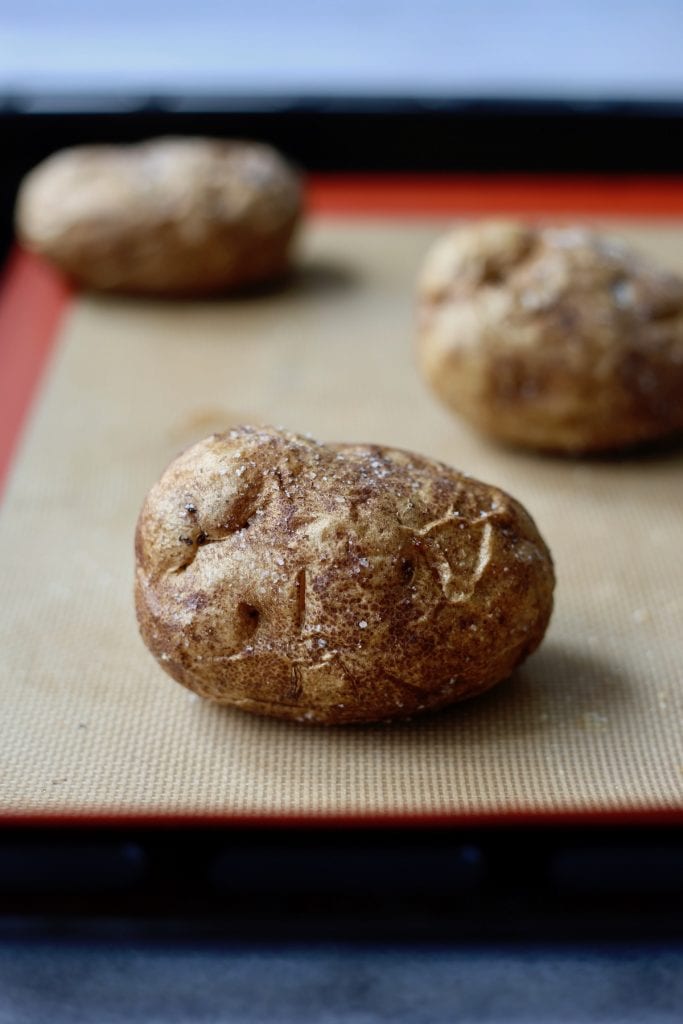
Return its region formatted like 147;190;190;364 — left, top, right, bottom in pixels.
418;220;683;453
15;136;302;295
135;427;555;724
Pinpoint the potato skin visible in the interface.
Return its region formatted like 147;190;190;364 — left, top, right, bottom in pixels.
135;427;554;724
15;137;302;295
418;221;683;453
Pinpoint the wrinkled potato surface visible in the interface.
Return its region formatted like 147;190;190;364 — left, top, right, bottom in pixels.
135;427;554;724
16;137;302;294
418;221;683;453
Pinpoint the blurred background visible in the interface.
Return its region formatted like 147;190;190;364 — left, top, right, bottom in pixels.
3;0;683;252
2;0;683;103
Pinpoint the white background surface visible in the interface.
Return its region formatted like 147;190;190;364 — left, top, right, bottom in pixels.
1;0;683;100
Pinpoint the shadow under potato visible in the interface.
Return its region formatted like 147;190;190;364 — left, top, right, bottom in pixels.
81;257;359;305
370;639;636;740
475;426;683;467
289;258;359;297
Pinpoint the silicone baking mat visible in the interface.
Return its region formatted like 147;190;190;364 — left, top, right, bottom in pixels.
1;179;682;821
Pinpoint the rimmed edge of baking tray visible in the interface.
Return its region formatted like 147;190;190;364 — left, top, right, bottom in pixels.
2;807;683;829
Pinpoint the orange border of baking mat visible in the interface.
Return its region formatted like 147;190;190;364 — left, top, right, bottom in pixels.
307;174;683;217
3;174;683;826
0;249;71;497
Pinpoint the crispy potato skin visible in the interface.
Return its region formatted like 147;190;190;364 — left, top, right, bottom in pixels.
135;427;554;724
15;137;302;295
418;221;683;454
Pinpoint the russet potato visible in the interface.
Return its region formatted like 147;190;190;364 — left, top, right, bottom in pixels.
16;137;302;295
135;427;555;724
418;221;683;453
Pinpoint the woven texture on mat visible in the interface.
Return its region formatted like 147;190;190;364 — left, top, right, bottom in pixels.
1;218;682;817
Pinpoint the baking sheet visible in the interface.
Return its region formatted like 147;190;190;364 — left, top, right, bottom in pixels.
1;217;682;818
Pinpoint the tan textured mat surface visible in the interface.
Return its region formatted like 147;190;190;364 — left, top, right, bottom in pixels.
1;218;682;817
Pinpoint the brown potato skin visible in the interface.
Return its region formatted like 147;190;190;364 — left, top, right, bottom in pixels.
15;137;302;295
417;221;683;454
135;427;554;724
